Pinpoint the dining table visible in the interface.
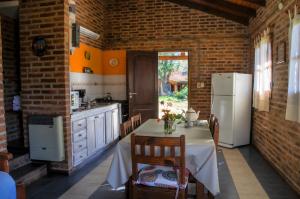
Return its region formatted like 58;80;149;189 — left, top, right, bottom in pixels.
106;119;220;196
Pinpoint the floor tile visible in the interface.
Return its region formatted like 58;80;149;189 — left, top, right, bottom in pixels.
26;145;300;199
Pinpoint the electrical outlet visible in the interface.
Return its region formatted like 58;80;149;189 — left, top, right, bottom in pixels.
197;82;201;88
197;82;205;88
200;82;205;88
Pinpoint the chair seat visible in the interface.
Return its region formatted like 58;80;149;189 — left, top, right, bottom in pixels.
0;171;16;199
136;165;189;189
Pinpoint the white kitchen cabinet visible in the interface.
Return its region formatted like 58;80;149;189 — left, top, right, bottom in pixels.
95;113;106;149
105;111;113;144
71;103;121;168
112;108;120;140
87;116;97;156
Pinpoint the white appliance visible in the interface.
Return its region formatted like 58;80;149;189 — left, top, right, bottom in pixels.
29;115;65;161
71;91;80;110
211;73;252;148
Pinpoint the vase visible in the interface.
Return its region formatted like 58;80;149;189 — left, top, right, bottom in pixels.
164;120;175;134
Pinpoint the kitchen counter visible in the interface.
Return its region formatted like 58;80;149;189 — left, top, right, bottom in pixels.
71;103;120;121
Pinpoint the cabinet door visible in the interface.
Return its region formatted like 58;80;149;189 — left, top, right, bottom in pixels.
105;111;113;144
87;116;97;155
95;113;106;149
112;108;120;140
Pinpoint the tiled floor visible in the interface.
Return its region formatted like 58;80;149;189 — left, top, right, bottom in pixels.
26;145;299;199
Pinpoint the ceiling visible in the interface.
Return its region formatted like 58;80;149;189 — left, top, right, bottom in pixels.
165;0;266;25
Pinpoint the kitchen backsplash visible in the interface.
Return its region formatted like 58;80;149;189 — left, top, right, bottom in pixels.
70;72;126;100
103;75;126;100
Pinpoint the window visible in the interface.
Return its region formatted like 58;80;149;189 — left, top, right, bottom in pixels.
253;30;272;112
286;15;300;122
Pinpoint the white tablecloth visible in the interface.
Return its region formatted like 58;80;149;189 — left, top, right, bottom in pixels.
106;119;220;196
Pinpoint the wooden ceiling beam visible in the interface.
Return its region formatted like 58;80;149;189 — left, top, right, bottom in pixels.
166;0;250;25
190;0;256;18
243;0;266;7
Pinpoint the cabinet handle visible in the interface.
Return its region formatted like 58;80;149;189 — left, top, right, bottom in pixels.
79;145;82;148
95;116;99;119
78;124;82;127
78;134;82;137
80;156;83;158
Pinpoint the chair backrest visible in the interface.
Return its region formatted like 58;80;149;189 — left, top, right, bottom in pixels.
120;120;133;138
208;114;216;133
131;133;186;185
213;118;219;146
131;113;142;129
0;153;13;173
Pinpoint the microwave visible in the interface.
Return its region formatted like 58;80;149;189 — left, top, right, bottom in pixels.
71;91;80;110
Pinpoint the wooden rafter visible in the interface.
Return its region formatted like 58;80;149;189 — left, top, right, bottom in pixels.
166;0;249;25
243;0;265;7
225;0;265;9
165;0;265;25
190;0;256;17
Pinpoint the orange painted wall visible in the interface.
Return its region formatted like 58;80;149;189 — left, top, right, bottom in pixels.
103;50;126;75
70;45;126;75
70;43;103;74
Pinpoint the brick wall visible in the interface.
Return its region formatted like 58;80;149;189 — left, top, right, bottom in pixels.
19;0;71;171
75;0;105;49
103;0;250;119
249;0;300;194
0;17;7;152
1;16;22;142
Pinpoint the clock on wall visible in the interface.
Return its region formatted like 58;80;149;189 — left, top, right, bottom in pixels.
109;58;119;67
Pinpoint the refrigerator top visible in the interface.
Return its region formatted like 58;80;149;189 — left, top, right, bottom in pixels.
212;73;235;96
211;73;252;96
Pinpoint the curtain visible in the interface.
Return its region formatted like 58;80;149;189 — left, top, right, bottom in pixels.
253;31;272;112
286;13;300;122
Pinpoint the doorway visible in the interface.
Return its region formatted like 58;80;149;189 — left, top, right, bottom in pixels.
127;51;189;122
158;52;188;118
0;2;25;155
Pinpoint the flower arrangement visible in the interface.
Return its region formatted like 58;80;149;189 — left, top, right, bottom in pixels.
160;101;183;134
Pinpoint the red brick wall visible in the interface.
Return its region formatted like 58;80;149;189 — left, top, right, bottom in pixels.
1;17;21;142
249;0;300;194
0;17;7;152
103;0;250;119
19;0;71;171
75;0;105;48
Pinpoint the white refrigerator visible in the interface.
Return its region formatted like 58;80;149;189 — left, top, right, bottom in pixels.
211;73;252;148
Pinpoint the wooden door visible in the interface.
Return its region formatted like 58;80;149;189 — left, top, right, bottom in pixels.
87;116;96;155
127;51;158;122
95;113;106;149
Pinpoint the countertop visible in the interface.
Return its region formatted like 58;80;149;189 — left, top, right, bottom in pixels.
71;103;120;120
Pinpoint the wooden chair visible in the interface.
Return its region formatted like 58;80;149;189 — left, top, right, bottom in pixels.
120;120;133;138
131;113;142;130
0;152;26;199
208;114;216;133
213;118;219;146
130;133;188;199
